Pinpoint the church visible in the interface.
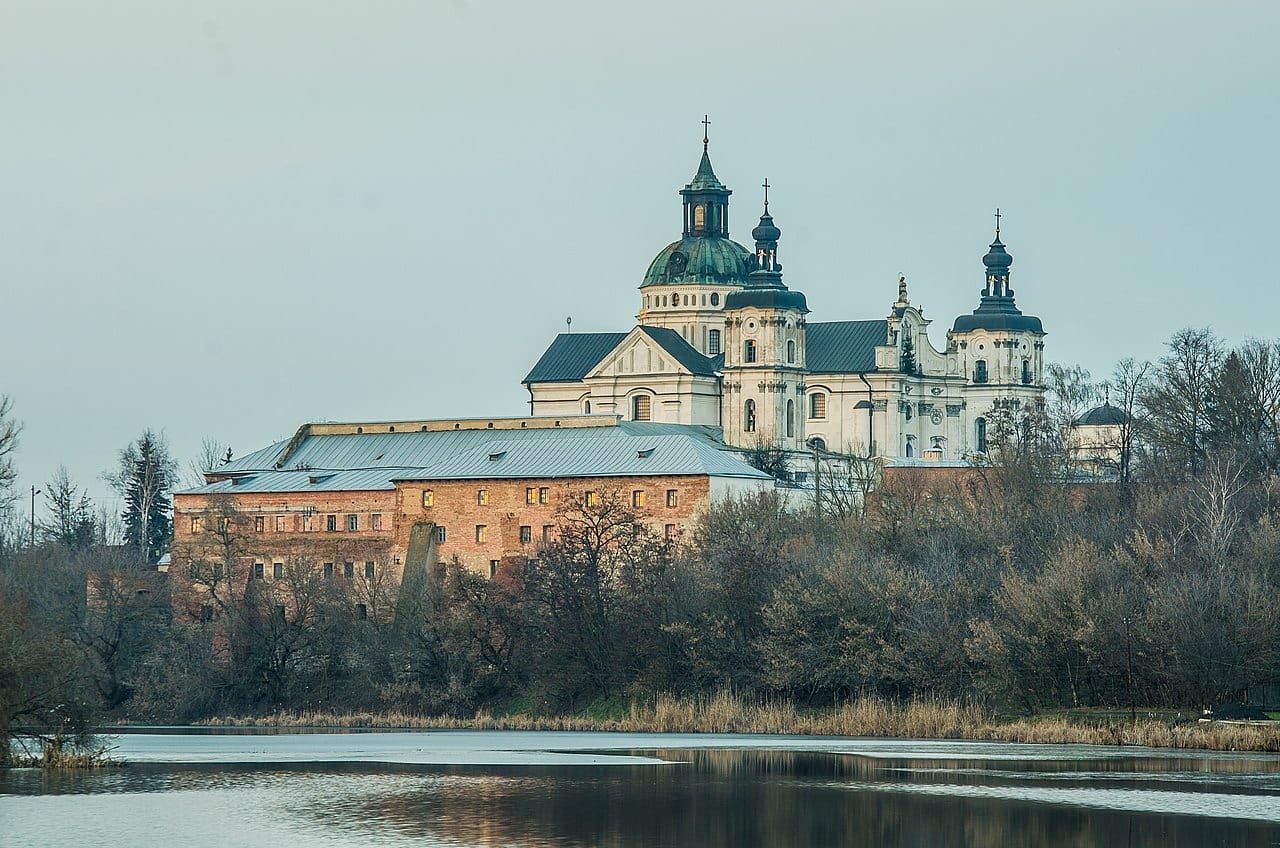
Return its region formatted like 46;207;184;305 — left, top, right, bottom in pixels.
523;126;1047;463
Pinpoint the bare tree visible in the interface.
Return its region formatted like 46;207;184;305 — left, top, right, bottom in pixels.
1141;328;1223;476
0;395;20;511
1104;358;1151;484
185;438;231;489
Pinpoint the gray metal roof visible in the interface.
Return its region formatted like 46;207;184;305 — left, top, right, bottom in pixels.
806;320;888;374
523;332;627;384
638;326;722;376
183;420;768;495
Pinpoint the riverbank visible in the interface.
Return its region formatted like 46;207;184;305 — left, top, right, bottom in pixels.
195;693;1280;753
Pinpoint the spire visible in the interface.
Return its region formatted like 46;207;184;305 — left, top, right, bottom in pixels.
952;209;1043;335
748;183;784;286
680;116;731;236
982;208;1014;298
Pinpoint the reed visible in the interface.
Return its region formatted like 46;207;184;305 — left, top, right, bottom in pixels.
195;693;1280;752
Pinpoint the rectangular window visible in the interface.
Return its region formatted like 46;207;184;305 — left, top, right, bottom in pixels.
477;488;489;505
632;394;651;421
809;392;827;420
538;487;549;504
326;514;337;532
255;516;265;533
519;525;532;544
708;328;721;356
475;525;487;543
370;513;383;531
217;517;231;534
323;562;334;580
542;524;554;542
365;561;375;580
276;515;287;533
436;525;447;543
254;562;264;579
422;489;434;507
343;562;354;580
585;491;598;507
631;490;646;508
273;562;283;579
346;514;358;532
302;514;314;532
665;524;677;539
666;489;678;508
191;516;203;534
974;359;988;384
525;487;536;504
489;560;499;578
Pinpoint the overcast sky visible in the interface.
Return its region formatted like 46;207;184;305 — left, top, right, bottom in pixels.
2;0;1277;512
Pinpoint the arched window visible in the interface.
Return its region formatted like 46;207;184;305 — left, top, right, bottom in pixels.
808;436;827;452
683;295;689;306
906;441;914;458
809;392;827;420
632;394;651;421
786;400;795;438
744;339;757;363
744;399;756;432
693;204;706;230
786;339;796;364
582;398;591;414
710;292;720;306
707;329;721;356
1022;359;1032;384
976;417;987;453
974;359;988;384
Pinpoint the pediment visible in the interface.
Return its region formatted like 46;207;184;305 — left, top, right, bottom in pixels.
587;327;686;379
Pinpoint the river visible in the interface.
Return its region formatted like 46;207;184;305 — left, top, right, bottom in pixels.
2;729;1279;846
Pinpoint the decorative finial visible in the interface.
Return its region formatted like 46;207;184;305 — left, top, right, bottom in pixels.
898;273;908;303
566;316;572;334
701;114;711;152
762;178;770;212
1104;385;1111;405
994;207;1002;239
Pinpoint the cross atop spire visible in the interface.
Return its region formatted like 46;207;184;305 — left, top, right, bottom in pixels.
701;115;711;151
994;207;1002;239
762;178;770;212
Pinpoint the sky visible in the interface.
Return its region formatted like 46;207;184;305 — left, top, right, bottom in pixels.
2;0;1278;515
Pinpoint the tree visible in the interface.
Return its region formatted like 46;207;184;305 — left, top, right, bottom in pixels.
0;395;19;511
110;431;176;565
900;332;917;375
1044;363;1097;434
744;437;790;481
40;467;99;550
185;437;232;490
1206;340;1280;471
1141;328;1223;476
1105;358;1151;484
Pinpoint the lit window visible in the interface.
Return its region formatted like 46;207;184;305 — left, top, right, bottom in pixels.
254;516;265;533
744;339;757;363
191;516;203;534
809;392;827;420
666;489;678;508
346;514;358;532
631;490;646;508
538;487;549;504
436;525;447;543
585;491;598;507
477;488;489;505
343;562;354;580
475;525;487;543
519;525;532;544
276;515;287;533
370;513;382;531
254;562;264;579
422;490;434;507
365;561;375;580
326;514;337;532
632;394;651;421
323;562;334;580
526;487;537;504
744;399;757;433
693;204;705;230
273;562;283;579
708;329;721;355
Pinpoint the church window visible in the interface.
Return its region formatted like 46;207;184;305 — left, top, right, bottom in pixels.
976;418;988;453
786;339;796;364
631;490;646;508
786;400;795;438
693;204;705;230
326;514;338;532
1022;359;1033;384
710;292;720;306
809;392;827;420
708;329;721;356
477;489;489;505
683;295;689;306
583;398;591;414
346;514;358;532
666;489;678;508
906;442;914;458
809;436;827;452
632;394;652;421
422;490;434;508
475;525;487;543
519;525;532;544
701;294;707;306
744;339;757;363
974;359;988;384
744;399;757;433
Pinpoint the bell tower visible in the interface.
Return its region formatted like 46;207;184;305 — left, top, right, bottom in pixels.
720;182;809;452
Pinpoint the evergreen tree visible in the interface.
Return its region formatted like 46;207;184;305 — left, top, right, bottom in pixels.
41;467;99;551
900;332;917;375
111;431;175;565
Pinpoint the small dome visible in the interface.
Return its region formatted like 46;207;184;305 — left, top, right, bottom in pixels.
983;237;1013;273
1074;403;1128;427
723;287;808;311
751;212;781;243
642;236;752;286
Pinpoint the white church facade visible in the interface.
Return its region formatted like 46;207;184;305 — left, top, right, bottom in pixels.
523;131;1047;464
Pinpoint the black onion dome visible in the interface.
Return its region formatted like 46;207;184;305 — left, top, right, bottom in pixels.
983;236;1013;273
751;212;781;243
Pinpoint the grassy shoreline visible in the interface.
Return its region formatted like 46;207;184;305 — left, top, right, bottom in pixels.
193;693;1280;753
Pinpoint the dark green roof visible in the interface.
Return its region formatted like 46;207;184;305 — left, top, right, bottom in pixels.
523;332;626;383
806;320;888;374
639;326;722;376
642;236;751;286
685;150;727;192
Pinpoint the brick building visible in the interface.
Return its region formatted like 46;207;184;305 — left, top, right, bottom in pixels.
172;416;771;598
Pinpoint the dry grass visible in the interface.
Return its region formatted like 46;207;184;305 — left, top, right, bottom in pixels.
196;692;1280;752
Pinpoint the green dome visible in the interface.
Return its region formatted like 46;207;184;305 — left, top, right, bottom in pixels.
642;236;751;287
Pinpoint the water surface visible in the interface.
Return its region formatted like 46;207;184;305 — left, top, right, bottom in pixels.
3;730;1279;847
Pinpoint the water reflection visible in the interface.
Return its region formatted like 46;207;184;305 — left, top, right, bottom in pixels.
3;746;1280;847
